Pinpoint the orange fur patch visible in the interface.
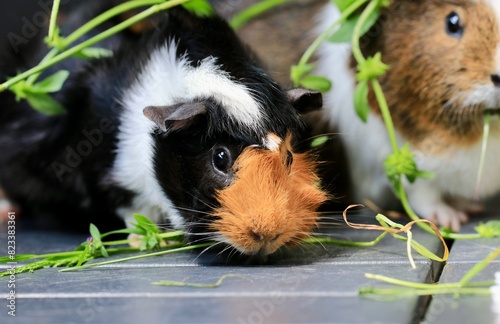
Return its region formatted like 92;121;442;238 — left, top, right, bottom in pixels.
211;134;328;255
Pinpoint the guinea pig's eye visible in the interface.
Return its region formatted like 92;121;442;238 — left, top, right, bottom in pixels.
213;148;232;173
446;11;464;38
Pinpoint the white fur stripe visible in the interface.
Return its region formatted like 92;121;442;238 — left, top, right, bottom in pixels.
183;57;263;128
263;133;282;151
135;40;263;128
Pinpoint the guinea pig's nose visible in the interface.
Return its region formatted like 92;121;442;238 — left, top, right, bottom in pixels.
249;230;264;242
491;74;500;87
249;230;280;243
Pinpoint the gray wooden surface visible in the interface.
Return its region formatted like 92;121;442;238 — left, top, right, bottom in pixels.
0;1;499;323
0;211;499;324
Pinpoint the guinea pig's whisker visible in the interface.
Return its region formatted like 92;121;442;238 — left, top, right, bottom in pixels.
316;214;346;219
192;196;218;211
180;190;218;210
194;241;227;261
187;235;218;245
217;244;236;257
175;206;214;216
317;210;344;214
155;224;175;230
184;221;216;227
155;222;174;228
314;223;346;228
226;246;244;260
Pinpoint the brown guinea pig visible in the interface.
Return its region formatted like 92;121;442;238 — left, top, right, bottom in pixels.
315;0;500;231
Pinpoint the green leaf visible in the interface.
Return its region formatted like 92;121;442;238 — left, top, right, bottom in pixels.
0;254;37;263
384;144;434;190
311;136;330;148
25;92;66;115
475;221;500;238
299;75;332;93
30;70;69;94
291;63;316;84
356;52;389;82
354;80;370;122
328;10;380;43
148;235;159;249
140;238;148;252
89;224;102;244
10;80;28;101
73;47;113;60
44;26;66;50
100;246;109;258
182;0;215;17
133;214;159;234
333;0;358;12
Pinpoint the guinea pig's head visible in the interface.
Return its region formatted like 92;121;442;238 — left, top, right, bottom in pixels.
144;89;327;255
361;0;500;152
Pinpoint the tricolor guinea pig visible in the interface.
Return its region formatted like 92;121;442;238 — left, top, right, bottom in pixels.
315;0;500;231
0;4;327;255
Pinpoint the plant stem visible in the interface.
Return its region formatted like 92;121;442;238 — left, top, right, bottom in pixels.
351;0;380;65
152;274;250;287
60;242;211;272
398;180;483;240
62;0;166;47
293;0;369;86
26;48;60;86
459;247;500;287
28;0;167;86
230;0;290;30
474;112;491;201
304;232;388;247
372;79;398;152
0;0;190;92
365;273;461;289
361;287;492;296
48;0;61;43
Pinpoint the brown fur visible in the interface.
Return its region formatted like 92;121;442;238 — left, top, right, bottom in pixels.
360;0;499;153
211;134;328;255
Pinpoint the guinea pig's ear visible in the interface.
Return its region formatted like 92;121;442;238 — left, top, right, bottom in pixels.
143;102;207;133
286;89;323;114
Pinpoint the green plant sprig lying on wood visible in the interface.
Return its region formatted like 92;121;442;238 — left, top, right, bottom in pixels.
1;211;454;276
360;246;500;298
151;274;251;287
0;0;214;115
305;205;449;269
294;0;500;241
0;214;205;277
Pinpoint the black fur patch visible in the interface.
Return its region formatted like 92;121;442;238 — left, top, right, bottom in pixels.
0;4;306;234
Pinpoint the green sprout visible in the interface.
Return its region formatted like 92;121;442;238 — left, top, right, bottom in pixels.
0;0;214;115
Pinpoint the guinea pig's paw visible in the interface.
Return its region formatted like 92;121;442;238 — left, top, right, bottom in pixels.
127;233;143;248
127;233;169;249
415;203;468;233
